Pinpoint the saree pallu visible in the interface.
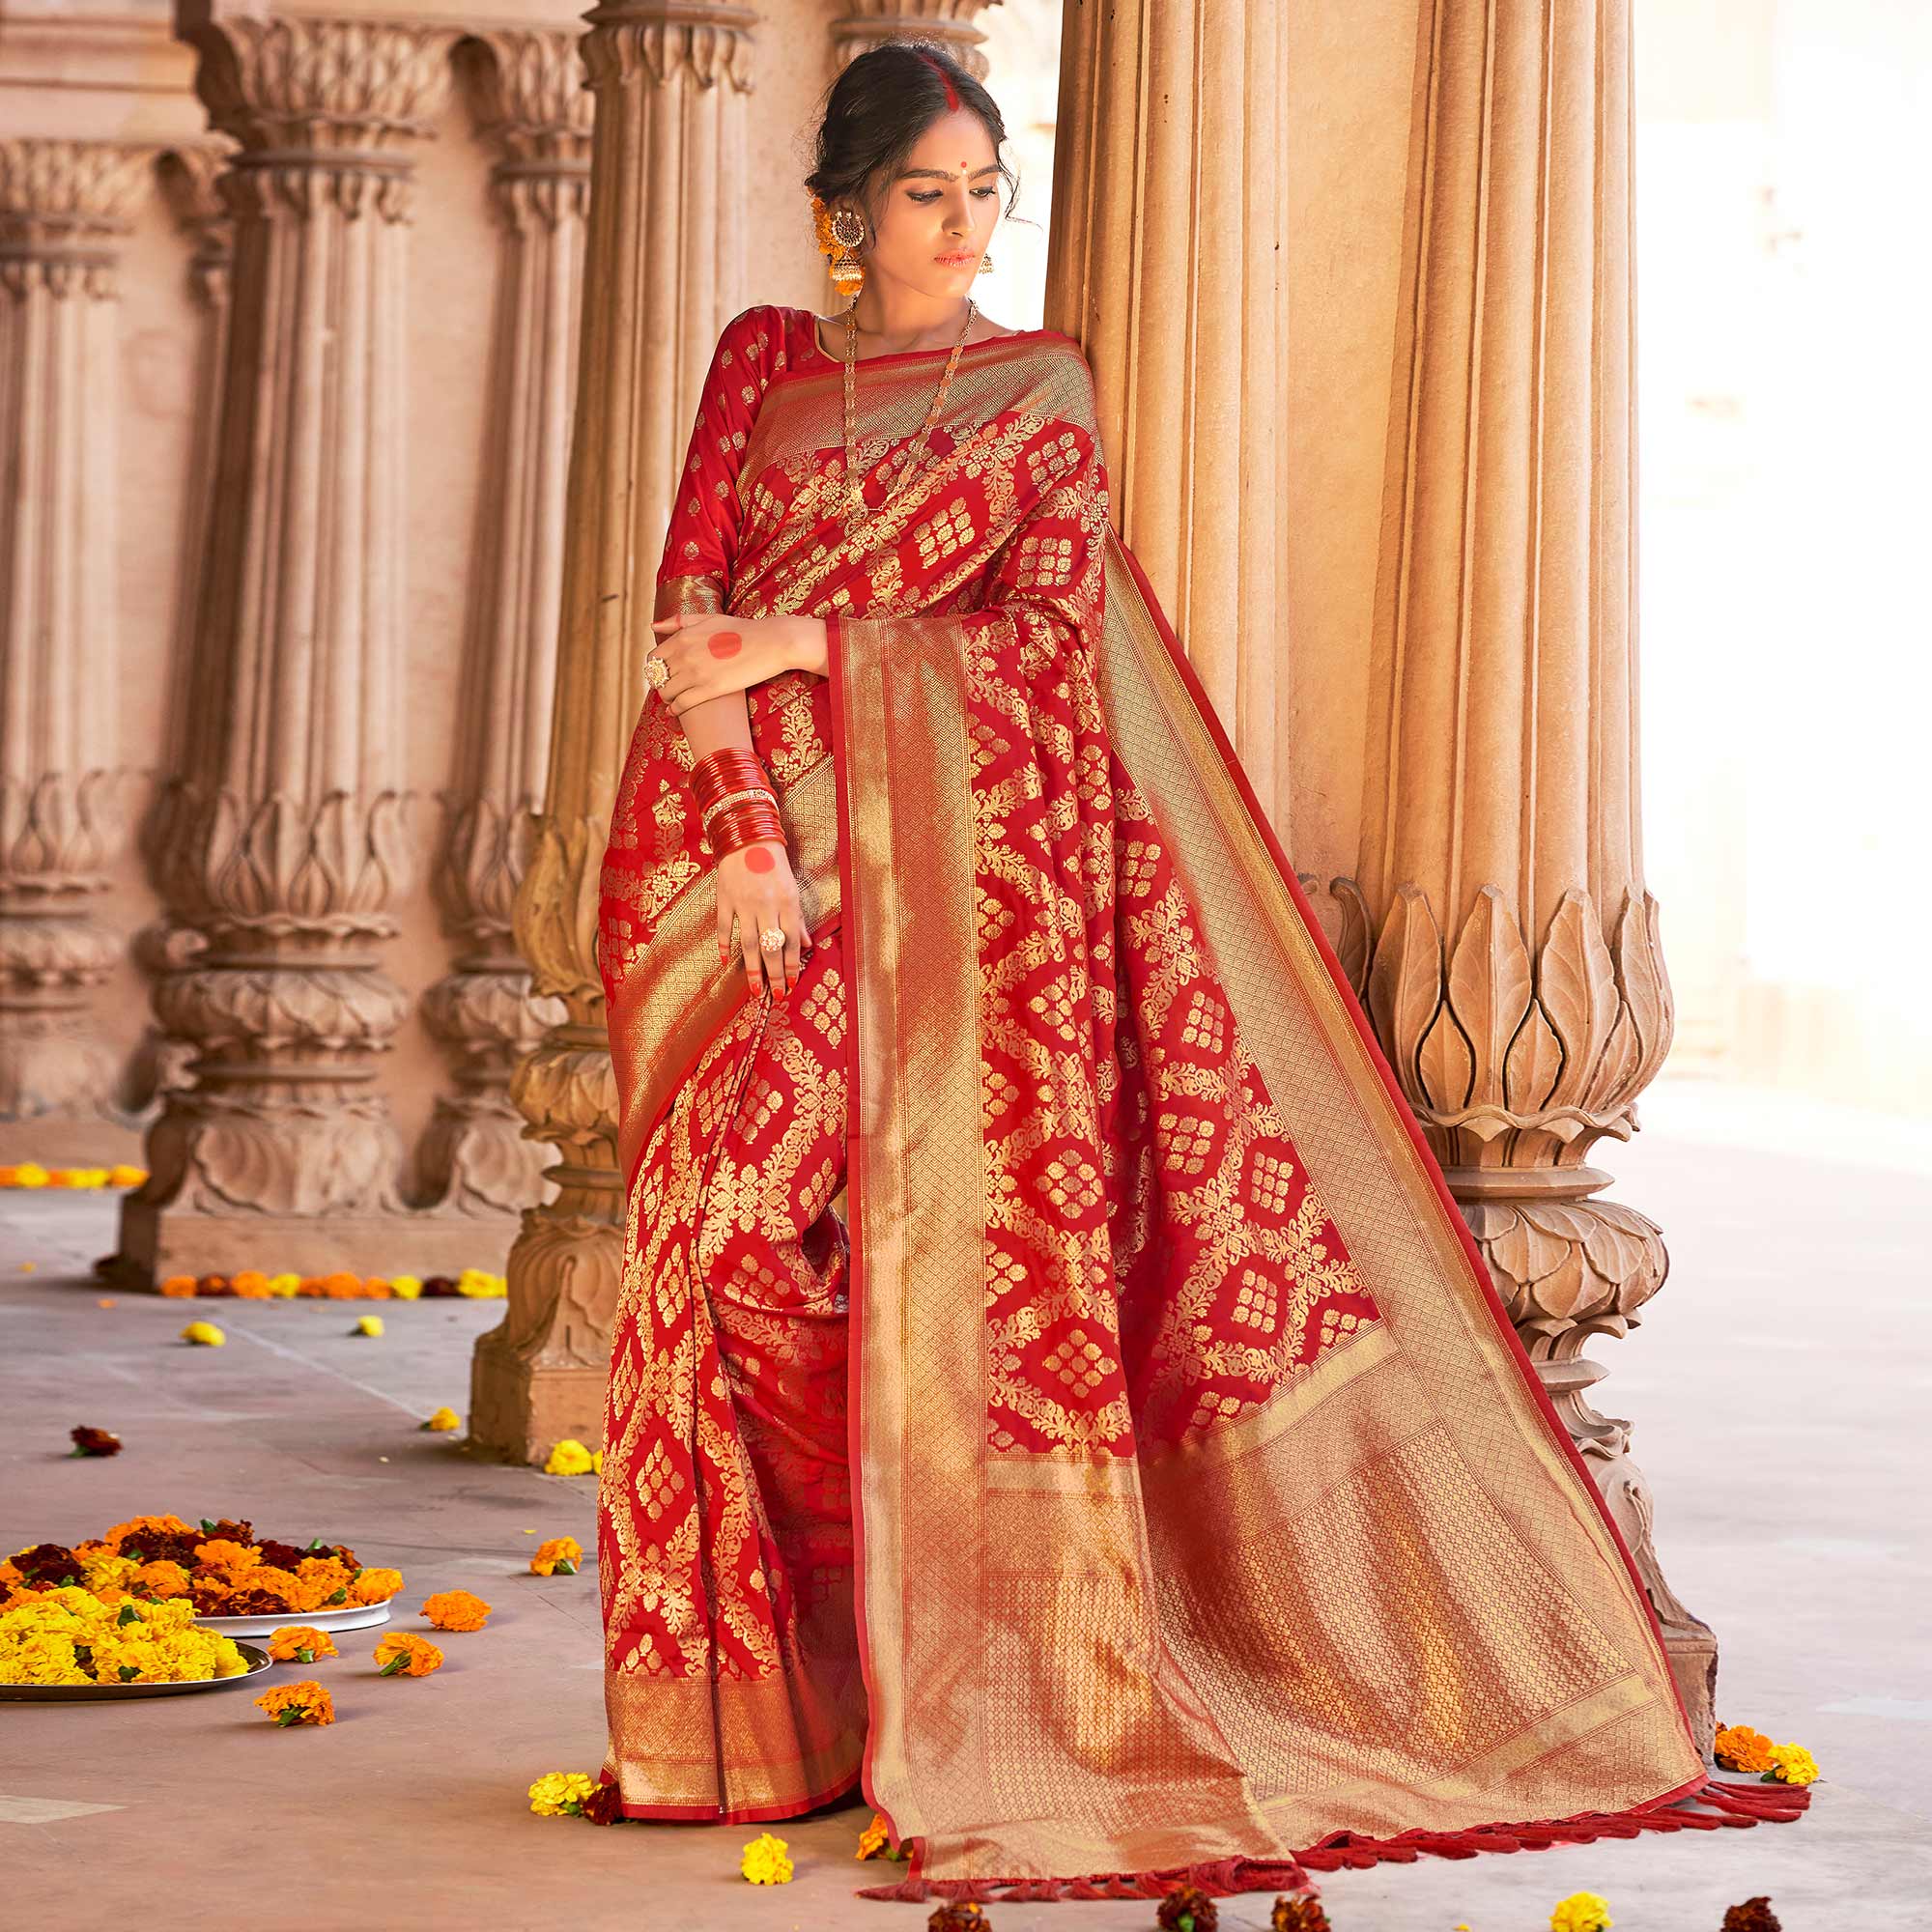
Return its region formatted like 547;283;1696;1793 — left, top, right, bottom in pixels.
594;304;1804;1896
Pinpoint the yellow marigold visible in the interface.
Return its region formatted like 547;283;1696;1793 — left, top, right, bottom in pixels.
1714;1722;1777;1774
194;1539;261;1574
267;1625;338;1663
353;1314;384;1337
456;1267;507;1298
352;1567;405;1605
420;1590;490;1633
1766;1743;1819;1786
544;1438;595;1477
527;1771;597;1817
529;1536;582;1577
180;1320;225;1345
1550;1893;1612;1932
421;1406;461;1433
80;1551;140;1595
158;1275;197;1297
390;1275;423;1299
11;1162;49;1187
739;1832;793;1885
374;1632;443;1677
267;1272;300;1297
256;1679;335;1726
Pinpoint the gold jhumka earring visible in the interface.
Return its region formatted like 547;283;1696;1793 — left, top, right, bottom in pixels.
810;191;996;298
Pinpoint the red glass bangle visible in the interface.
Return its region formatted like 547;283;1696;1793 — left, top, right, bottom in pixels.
708;800;787;856
691;748;771;812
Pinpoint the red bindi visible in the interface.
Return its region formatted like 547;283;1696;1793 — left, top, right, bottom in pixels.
707;630;744;659
741;844;777;874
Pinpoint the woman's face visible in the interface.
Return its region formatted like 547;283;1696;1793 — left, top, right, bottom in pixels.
854;108;1003;300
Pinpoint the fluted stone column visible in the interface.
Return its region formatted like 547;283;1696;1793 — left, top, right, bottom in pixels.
1043;0;1291;833
127;142;235;1121
469;0;756;1463
118;12;481;1282
1341;0;1717;1741
412;32;590;1223
0;137;154;1162
829;0;999;79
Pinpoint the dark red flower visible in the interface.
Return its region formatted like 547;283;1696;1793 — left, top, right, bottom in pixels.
197;1517;255;1545
1157;1886;1217;1931
420;1274;459;1297
1270;1899;1331;1932
69;1426;123;1457
253;1540;310;1570
1722;1900;1782;1932
581;1781;625;1826
118;1525;204;1565
13;1543;85;1586
925;1906;988;1932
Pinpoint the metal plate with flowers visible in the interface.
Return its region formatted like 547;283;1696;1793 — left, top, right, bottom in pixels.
0;1640;272;1702
192;1599;392;1639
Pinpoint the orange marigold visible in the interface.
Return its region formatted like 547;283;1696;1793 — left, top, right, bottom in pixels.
374;1633;443;1677
231;1269;272;1298
193;1538;261;1574
1714;1722;1777;1775
256;1680;335;1726
267;1625;339;1663
352;1567;405;1605
104;1515;191;1552
529;1536;582;1577
128;1560;191;1600
157;1275;198;1297
419;1590;491;1633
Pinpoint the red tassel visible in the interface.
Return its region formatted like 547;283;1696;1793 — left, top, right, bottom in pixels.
857;1778;1813;1902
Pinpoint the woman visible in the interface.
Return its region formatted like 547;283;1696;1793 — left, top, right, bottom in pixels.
593;40;1804;1906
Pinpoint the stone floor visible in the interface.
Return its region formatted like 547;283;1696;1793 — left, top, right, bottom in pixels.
2;1073;1927;1930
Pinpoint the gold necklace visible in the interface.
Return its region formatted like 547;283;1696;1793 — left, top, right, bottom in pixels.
839;297;977;530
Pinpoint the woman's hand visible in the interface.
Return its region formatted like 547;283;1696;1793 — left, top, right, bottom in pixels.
715;838;810;1001
647;613;829;715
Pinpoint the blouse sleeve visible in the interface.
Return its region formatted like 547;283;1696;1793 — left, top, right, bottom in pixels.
654;304;783;624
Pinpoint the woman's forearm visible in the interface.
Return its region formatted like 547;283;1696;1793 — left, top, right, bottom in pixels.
679;691;754;759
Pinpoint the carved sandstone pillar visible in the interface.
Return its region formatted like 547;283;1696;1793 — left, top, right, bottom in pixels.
127;143;235;1121
412;32;592;1222
118;13;475;1282
469;1;756;1462
0;137;154;1161
1343;0;1717;1742
1043;0;1291;831
829;0;999;79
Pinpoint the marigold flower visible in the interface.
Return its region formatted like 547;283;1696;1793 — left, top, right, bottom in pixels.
69;1425;122;1457
256;1680;335;1725
103;1515;191;1553
128;1559;191;1600
421;1406;461;1433
194;1539;261;1574
1157;1886;1218;1931
268;1272;300;1296
544;1438;595;1477
420;1590;490;1633
456;1267;507;1298
1714;1721;1776;1774
1765;1742;1818;1786
268;1625;339;1663
739;1831;793;1884
109;1164;147;1187
529;1536;582;1577
322;1271;362;1299
11;1162;49;1187
231;1269;271;1298
1270;1900;1332;1932
1721;1898;1783;1932
581;1781;625;1825
527;1770;597;1817
180;1320;225;1346
390;1275;423;1299
374;1632;442;1677
1549;1894;1612;1932
353;1314;384;1338
352;1567;405;1605
857;1813;891;1860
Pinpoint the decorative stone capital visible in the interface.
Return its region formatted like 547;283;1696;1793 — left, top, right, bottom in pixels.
455;29;592;227
0;137;155;294
156;141;238;303
828;0;1002;78
579;1;758;93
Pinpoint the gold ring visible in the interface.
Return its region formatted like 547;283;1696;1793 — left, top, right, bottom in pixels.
758;927;785;954
643;654;668;689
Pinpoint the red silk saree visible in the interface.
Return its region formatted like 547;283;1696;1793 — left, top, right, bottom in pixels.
593;303;1804;1900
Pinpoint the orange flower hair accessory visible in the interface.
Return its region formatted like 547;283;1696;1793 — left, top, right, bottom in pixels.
256;1680;334;1726
528;1536;582;1577
374;1633;443;1677
267;1626;338;1664
420;1590;490;1633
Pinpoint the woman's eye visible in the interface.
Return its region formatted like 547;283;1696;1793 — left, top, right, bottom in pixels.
909;188;1000;203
